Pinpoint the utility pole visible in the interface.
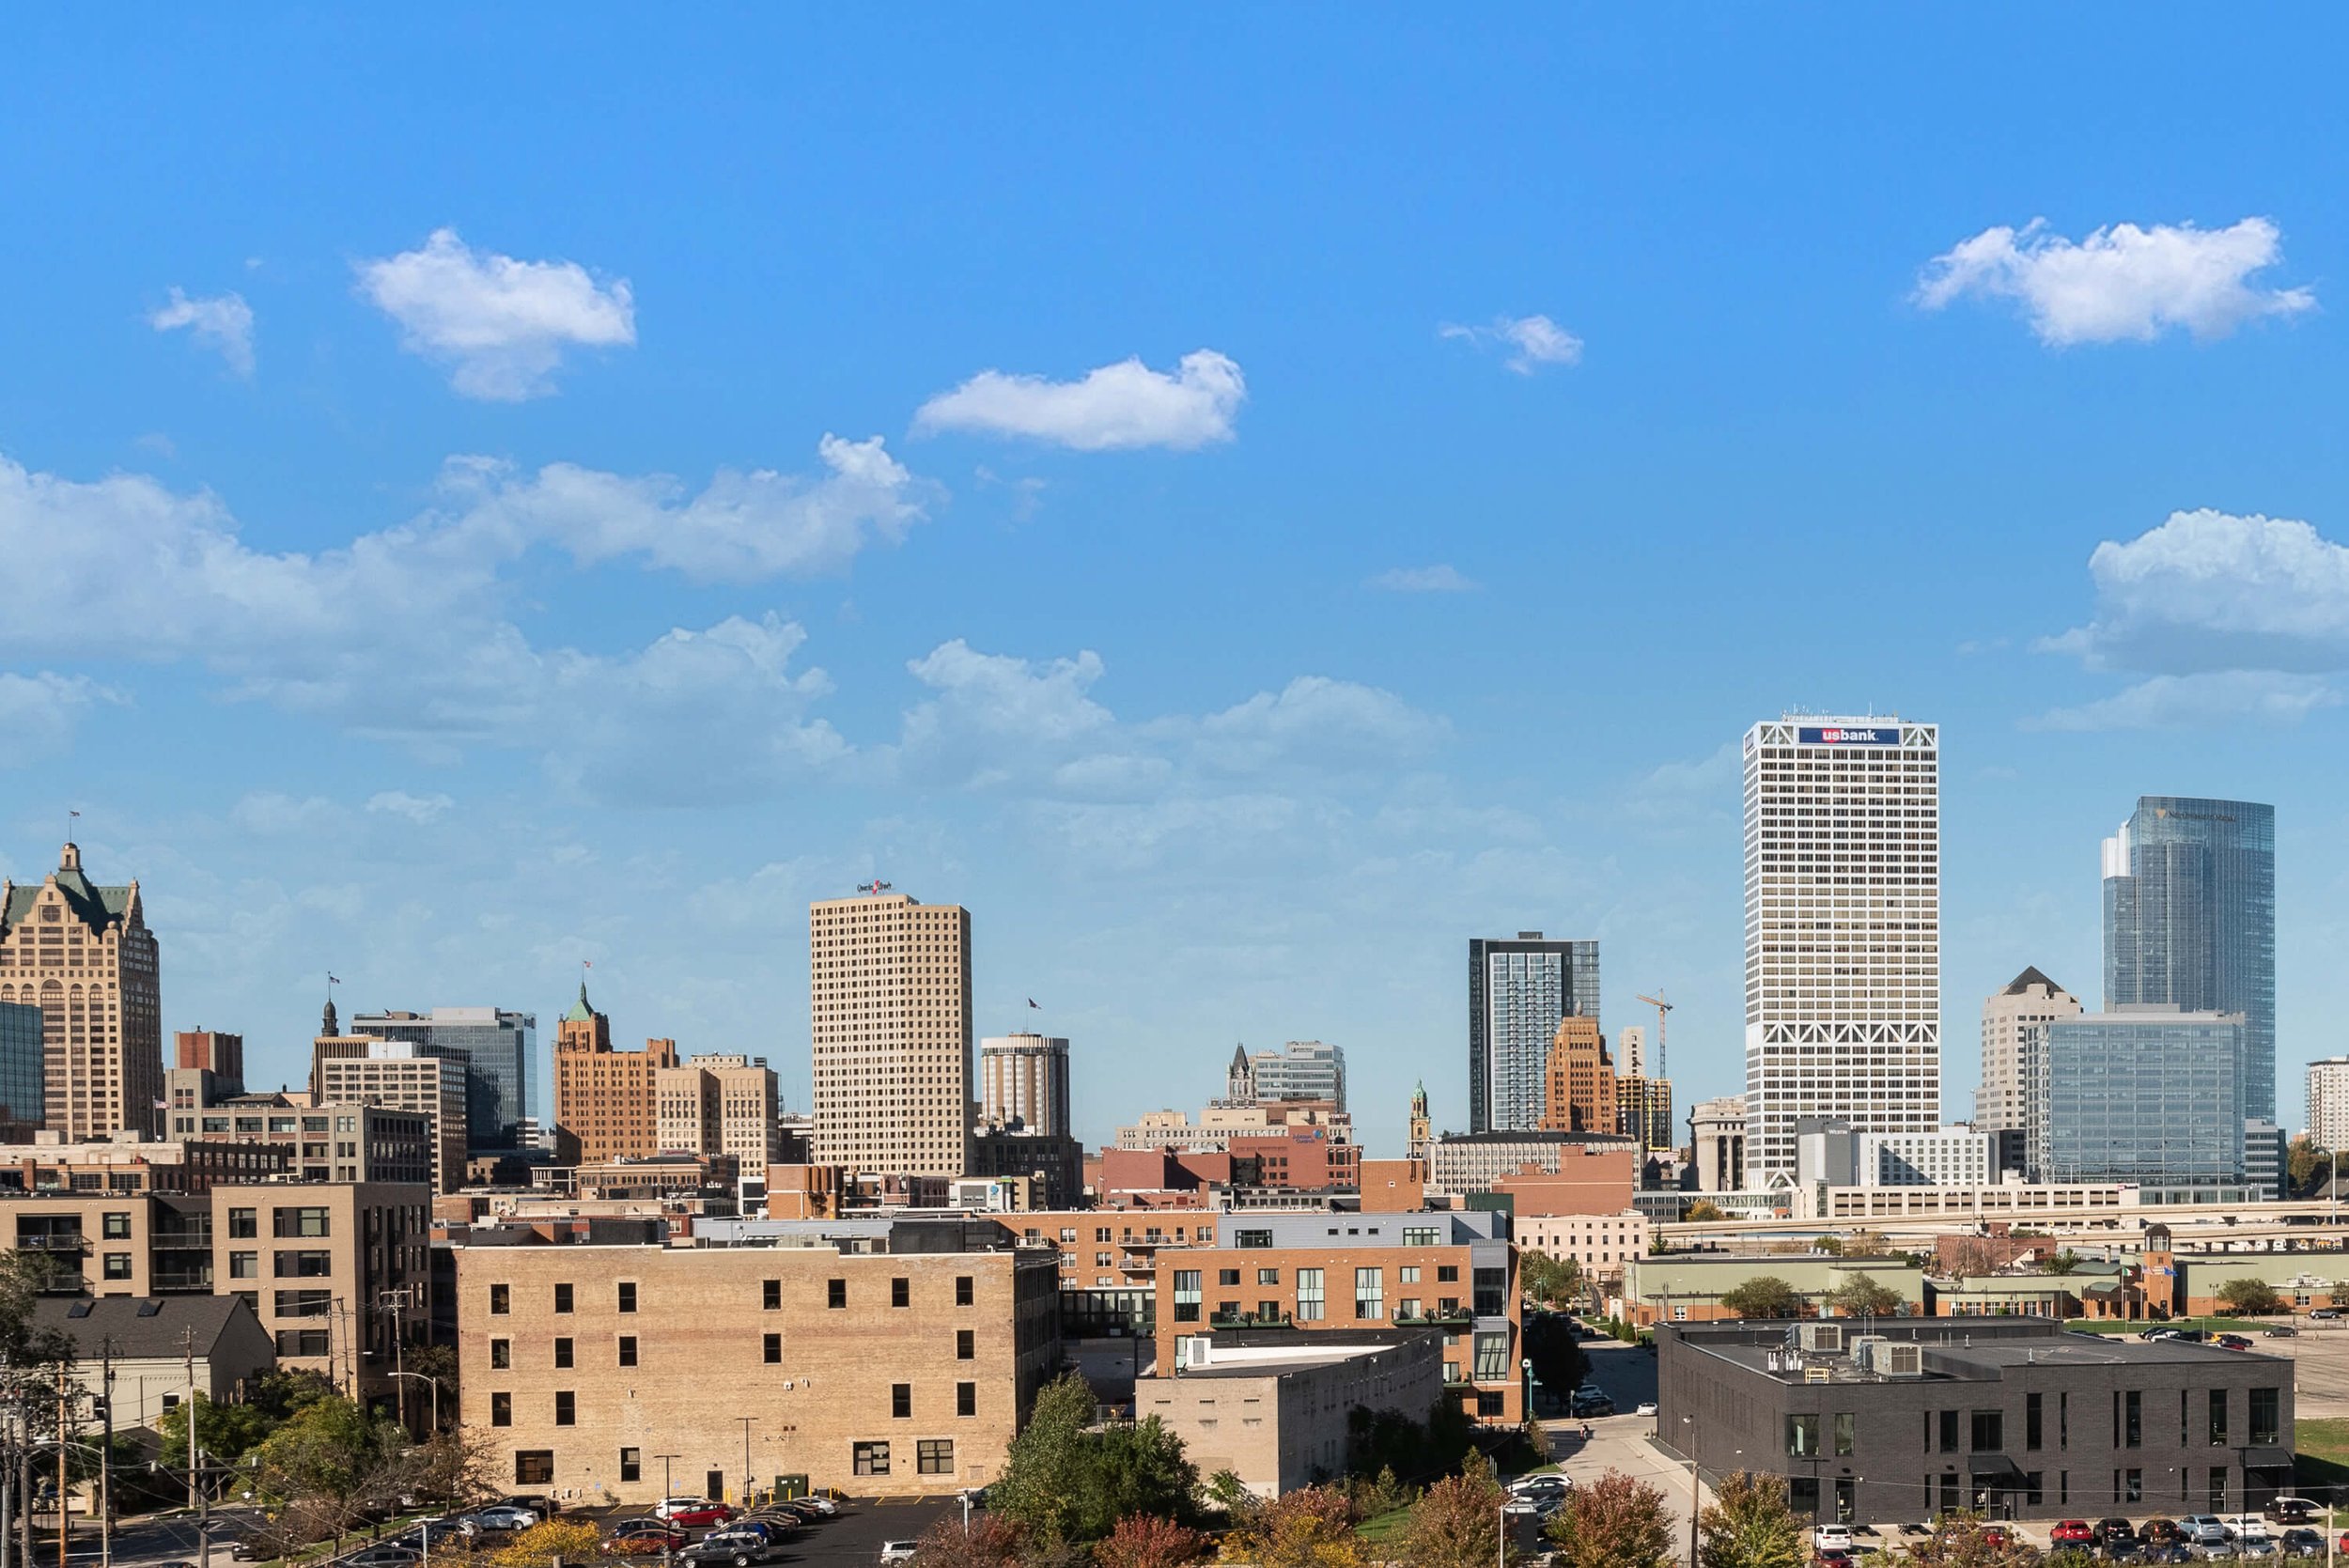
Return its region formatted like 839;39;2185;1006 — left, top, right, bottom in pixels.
54;1366;67;1568
185;1329;209;1568
98;1339;112;1568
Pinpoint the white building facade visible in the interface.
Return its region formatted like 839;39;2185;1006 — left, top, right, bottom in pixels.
2309;1059;2349;1152
1858;1127;1994;1187
1742;715;1941;1183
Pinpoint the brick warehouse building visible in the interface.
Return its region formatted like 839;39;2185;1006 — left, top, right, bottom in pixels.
455;1218;1060;1501
1657;1317;2294;1525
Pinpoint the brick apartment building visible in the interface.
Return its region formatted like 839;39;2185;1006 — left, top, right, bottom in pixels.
455;1218;1061;1501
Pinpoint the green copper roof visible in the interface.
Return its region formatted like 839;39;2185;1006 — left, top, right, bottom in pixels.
2;846;133;934
563;981;597;1023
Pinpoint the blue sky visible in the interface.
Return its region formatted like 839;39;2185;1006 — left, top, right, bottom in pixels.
5;9;2348;1152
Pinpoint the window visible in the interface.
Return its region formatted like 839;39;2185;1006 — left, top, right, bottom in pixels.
957;1382;975;1418
229;1252;257;1280
618;1336;637;1368
1400;1265;1421;1285
918;1440;954;1475
1937;1474;1959;1514
272;1208;330;1238
490;1393;512;1427
102;1253;131;1281
1476;1391;1504;1418
1937;1410;1957;1453
957;1329;974;1360
490;1339;510;1370
1473;1331;1508;1381
892;1277;910;1309
619;1449;641;1483
227;1208;257;1239
1403;1226;1440;1247
1236;1229;1272;1250
553;1282;573;1313
763;1333;782;1364
1296;1268;1325;1322
2124;1468;2142;1504
2024;1472;2044;1508
490;1283;510;1315
1443;1360;1460;1384
1174;1270;1202;1323
2209;1467;2228;1514
1258;1268;1280;1285
1398;1297;1422;1319
2060;1391;2069;1450
763;1279;782;1311
2026;1391;2042;1451
1437;1265;1459;1283
1219;1269;1240;1287
553;1338;573;1369
2251;1388;2280;1447
854;1442;891;1477
828;1279;847;1310
956;1275;974;1306
273;1250;330;1278
275;1289;331;1318
2124;1389;2141;1449
514;1452;552;1485
1970;1410;2003;1452
1787;1414;1821;1457
892;1384;911;1419
1355;1267;1384;1320
617;1281;637;1313
1473;1266;1506;1316
101;1212;130;1240
273;1329;330;1357
1834;1412;1855;1457
2208;1389;2228;1447
1789;1477;1820;1520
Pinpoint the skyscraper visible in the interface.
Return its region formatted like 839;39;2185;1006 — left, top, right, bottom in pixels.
2102;797;2277;1121
1468;933;1599;1133
349;1006;537;1149
0;843;163;1140
2027;1006;2247;1192
1975;967;2080;1156
1540;1016;1617;1134
809;890;972;1177
1250;1040;1346;1109
1742;715;1941;1182
979;1032;1072;1136
2309;1058;2349;1152
550;983;678;1163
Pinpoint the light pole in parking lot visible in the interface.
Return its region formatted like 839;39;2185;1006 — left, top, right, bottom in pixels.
656;1453;679;1504
735;1419;756;1508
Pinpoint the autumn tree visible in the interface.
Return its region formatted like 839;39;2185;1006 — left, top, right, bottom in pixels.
909;1514;1029;1568
1095;1514;1208;1568
1828;1275;1903;1318
2216;1279;2287;1315
1718;1276;1804;1319
1903;1512;2038;1568
1394;1451;1508;1568
1215;1484;1361;1568
1684;1201;1726;1222
1548;1469;1673;1568
486;1522;602;1568
1697;1470;1805;1568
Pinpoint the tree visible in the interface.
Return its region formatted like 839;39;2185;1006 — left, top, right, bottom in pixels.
1394;1451;1507;1568
1828;1275;1903;1318
993;1373;1196;1546
485;1522;603;1568
1718;1276;1805;1320
1547;1469;1673;1568
2289;1135;2326;1199
249;1394;410;1547
1215;1485;1361;1568
1095;1514;1208;1568
160;1392;276;1468
910;1514;1029;1568
2216;1279;2287;1315
1089;1415;1201;1534
1524;1312;1591;1403
1697;1471;1805;1568
1685;1201;1726;1222
1812;1235;1843;1256
1201;1469;1254;1521
2044;1250;2082;1277
1522;1250;1588;1310
1902;1512;2038;1568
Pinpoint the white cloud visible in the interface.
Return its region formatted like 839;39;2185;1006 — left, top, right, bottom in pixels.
355;228;635;399
1188;676;1447;773
1915;217;2314;345
2047;509;2349;674
1368;565;1477;593
913;349;1245;451
0;673;120;758
1439;313;1583;373
2026;672;2340;731
148;288;256;376
366;790;455;825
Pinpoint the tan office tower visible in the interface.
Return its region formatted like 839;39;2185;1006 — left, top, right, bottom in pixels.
0;843;163;1140
1539;1016;1617;1135
551;983;677;1163
978;1032;1070;1136
656;1053;783;1190
811;891;972;1177
1975;966;2080;1148
316;1042;471;1192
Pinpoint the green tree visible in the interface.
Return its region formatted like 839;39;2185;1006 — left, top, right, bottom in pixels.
993;1373;1195;1546
1548;1469;1673;1568
249;1394;408;1546
2289;1135;2326;1200
1521;1250;1588;1310
2044;1250;2082;1277
1718;1276;1805;1319
1697;1471;1805;1568
1088;1415;1201;1535
1827;1275;1903;1318
1394;1452;1509;1568
1201;1468;1254;1520
1524;1312;1591;1404
160;1393;277;1469
1095;1514;1209;1568
1812;1235;1843;1256
2216;1279;2287;1315
1215;1485;1361;1567
1684;1201;1726;1222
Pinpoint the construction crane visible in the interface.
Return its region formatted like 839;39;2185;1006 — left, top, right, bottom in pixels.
1635;991;1673;1079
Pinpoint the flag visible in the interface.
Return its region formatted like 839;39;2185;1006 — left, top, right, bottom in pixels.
1027;998;1038;1009
327;973;340;986
583;959;594;970
69;810;79;818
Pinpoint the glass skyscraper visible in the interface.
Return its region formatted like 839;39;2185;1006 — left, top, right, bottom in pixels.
350;1006;537;1148
0;1000;43;1135
2027;1006;2246;1192
2101;796;2276;1120
1468;934;1598;1132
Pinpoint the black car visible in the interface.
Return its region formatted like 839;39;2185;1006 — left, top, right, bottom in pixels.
2278;1530;2326;1560
2140;1545;2196;1564
2101;1538;2143;1562
345;1549;421;1568
677;1532;780;1568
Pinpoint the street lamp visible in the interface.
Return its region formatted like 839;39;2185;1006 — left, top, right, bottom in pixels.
735;1419;755;1509
655;1454;680;1503
389;1373;443;1435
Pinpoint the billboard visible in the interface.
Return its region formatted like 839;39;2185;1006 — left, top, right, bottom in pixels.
1799;725;1899;746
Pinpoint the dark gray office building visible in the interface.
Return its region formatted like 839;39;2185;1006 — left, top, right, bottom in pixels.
349;1006;536;1149
2102;797;2276;1121
1468;933;1598;1134
1658;1318;2293;1525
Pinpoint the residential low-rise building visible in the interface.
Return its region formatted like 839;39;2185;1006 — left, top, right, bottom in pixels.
166;1094;435;1187
454;1217;1061;1500
1623;1253;1924;1327
0;1131;290;1193
1512;1212;1649;1281
34;1294;275;1425
1427;1131;1638;1199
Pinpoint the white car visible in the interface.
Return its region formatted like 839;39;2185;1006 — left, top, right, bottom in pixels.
878;1545;919;1565
1635;1401;1658;1417
1813;1524;1855;1551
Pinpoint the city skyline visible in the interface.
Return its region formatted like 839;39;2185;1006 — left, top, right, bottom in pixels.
9;13;2349;1156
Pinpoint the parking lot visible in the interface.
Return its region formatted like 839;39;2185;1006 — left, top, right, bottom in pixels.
543;1498;961;1568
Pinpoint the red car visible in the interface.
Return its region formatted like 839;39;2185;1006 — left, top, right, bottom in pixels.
602;1528;688;1556
1980;1526;2015;1548
2051;1521;2094;1546
655;1503;737;1529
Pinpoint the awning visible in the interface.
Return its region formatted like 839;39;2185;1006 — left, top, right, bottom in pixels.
2238;1446;2295;1470
1967;1454;2026;1480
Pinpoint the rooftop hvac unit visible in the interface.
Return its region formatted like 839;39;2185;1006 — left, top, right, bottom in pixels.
1798;1322;1844;1354
1872;1343;1923;1378
1849;1335;1890;1372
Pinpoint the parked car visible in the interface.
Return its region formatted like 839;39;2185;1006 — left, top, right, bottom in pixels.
601;1528;688;1556
2309;1309;2340;1321
2139;1519;2183;1545
2139;1545;2195;1565
680;1530;782;1567
2224;1514;2272;1542
2215;1333;2254;1351
652;1499;737;1529
2052;1521;2096;1546
2177;1516;2231;1547
1635;1401;1658;1417
2265;1499;2318;1526
2092;1520;2139;1546
1980;1525;2015;1549
2277;1529;2326;1559
1813;1550;1854;1568
879;1545;919;1565
2267;1326;2298;1338
1813;1525;1855;1552
344;1549;420;1568
1570;1392;1614;1417
2102;1536;2144;1562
